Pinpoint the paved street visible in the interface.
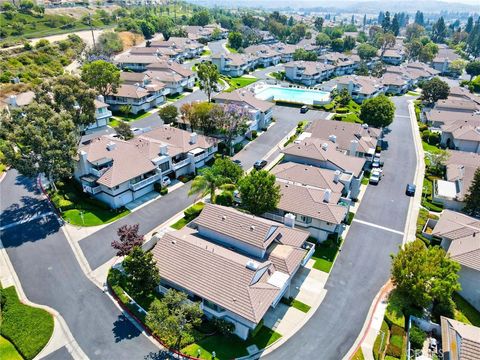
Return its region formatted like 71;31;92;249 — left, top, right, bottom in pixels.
207;39;227;55
251;65;284;80
0;171;159;360
262;96;417;360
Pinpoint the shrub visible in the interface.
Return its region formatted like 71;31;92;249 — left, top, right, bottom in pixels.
211;318;235;335
333;114;345;121
215;191;234;206
336;107;349;114
160;187;168;195
345;212;354;225
184;202;205;220
251;130;258;139
409;325;426;350
221;184;236;191
391;324;406;337
153;182;162;193
385;343;402;358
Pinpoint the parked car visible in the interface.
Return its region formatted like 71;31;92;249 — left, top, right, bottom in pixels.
300;105;309;113
161;176;171;186
406;183;416;196
232;159;242;167
253;160;267;170
369;169;382;185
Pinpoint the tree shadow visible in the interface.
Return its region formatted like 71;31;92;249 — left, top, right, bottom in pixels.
112;314;142;343
144;350;176;360
14;173;41;195
0;194;52;228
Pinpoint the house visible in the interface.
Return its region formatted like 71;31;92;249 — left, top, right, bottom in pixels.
306;121;382;159
147;37;205;61
211;53;258;77
282;138;366;199
423;110;480;129
432;150;480;210
114;54;166;72
284;61;335;86
105;82;167;114
212;89;274;134
432;45;461;75
271;43;297;63
268;162;352;240
184;24;228;42
2;91;35;109
430;210;480;311
435;98;480;113
440;120;480;153
244;45;281;67
380;49;404;65
381;72;410;95
336;75;386;103
319;53;360;76
440;316;480;359
75;126;217;208
86;97;112;131
151;204;315;339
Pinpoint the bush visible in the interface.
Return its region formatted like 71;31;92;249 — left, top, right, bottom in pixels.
250;319;264;337
251;130;258;139
385;343;402;358
336;107;349;114
391;324;406;337
409;325;426;350
153;182;162;193
345;212;354;225
184;202;205;220
215;191;234;206
160;187;168;195
211;318;235;335
233;142;244;153
221;184;236;191
0;286;54;360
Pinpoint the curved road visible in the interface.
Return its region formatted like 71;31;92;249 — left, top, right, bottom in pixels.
262;96;417;360
0;172;159;360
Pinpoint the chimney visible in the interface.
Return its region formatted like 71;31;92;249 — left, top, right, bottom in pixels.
159;144;168;155
322;142;329;151
97;95;105;103
362;123;368;130
349;140;358;156
78;150;88;175
190;132;197;144
323;189;332;203
106;142;117;151
284;213;296;228
334;170;341;183
8;95;17;107
328;134;337;143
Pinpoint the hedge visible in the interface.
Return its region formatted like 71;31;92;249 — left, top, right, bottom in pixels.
184;202;205;220
215;191;234;206
0;286;54;360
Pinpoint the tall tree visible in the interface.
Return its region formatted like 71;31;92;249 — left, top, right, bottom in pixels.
314;17;324;31
391;240;461;310
375;31;396;58
0;103;77;184
122;246;160;297
381;11;391;32
343;36;356;51
146;289;203;350
158;104;178;124
115;121;134;140
238;170;280;215
414;11;424;26
422;77;450;104
466;60;480;80
463;167;480;217
81;60;121;98
111;224;144;256
391;14;400;36
315;33;331;47
406;23;425;42
359;95;395;128
228;31;243;50
216;104;249;156
432;17;447;43
188;167;229;203
465;16;474;34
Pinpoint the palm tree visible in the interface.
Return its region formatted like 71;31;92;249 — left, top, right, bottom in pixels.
188;168;228;203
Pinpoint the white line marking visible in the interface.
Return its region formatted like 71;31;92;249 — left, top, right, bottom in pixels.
396;115;410;118
352;218;405;236
0;212;54;231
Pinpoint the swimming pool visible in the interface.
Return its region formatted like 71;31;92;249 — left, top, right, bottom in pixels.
255;86;331;105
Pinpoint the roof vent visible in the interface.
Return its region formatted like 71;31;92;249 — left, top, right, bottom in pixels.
250;225;255;231
246;260;259;270
322;143;328;150
328;134;337;143
222;215;226;221
106;142;117;151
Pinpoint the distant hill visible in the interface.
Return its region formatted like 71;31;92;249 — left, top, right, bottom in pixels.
186;0;480;13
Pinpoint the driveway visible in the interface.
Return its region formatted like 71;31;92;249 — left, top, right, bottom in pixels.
251;65;284;80
261;96;417;360
0;171;159;360
207;39;227;55
233;106;329;170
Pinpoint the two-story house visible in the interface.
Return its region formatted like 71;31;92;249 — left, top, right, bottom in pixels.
105;82;168;114
75;126;217;208
244;45;281;68
211;53;258;77
284;61;335;86
335;75;386;103
152;204;315;339
212;89;274;135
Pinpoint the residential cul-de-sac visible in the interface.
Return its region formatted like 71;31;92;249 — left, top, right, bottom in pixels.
1;4;480;360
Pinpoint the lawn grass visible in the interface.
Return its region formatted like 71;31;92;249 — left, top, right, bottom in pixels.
0;336;22;360
422;141;443;154
352;347;365;360
453;293;480;327
407;91;420;96
50;180;130;227
281;297;311;313
201;49;212;56
182;326;281;359
166;93;186;101
311;238;342;273
0;286;54;360
110;111;152;126
225;44;238;53
223;76;258;92
384;290;406;328
170;217;189;230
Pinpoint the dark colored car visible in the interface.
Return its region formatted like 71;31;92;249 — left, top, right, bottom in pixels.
253;160;267;170
300;105;309;113
232;159;242;166
406;183;416;196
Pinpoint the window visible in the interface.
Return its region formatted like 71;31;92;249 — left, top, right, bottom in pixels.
158;162;170;172
300;215;312;224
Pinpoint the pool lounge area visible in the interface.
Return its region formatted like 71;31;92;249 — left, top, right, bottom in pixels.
254;84;331;105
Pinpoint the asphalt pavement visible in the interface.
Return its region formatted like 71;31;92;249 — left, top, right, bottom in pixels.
0;171;159;360
261;96;417;360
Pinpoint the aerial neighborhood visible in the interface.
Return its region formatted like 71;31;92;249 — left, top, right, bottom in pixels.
0;1;480;360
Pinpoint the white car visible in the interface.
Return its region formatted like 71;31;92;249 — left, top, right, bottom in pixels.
369;170;382;184
161;176;171;186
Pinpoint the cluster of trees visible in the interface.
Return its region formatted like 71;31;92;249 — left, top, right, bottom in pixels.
0;35;85;86
189;158;280;215
404;24;439;63
179;102;249;155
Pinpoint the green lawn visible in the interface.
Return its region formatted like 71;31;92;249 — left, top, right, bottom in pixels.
170;217;189;230
407;91;421;96
281;297;311;313
453;293;480;326
225;44;239;53
109;111;152;127
422;141;443;154
224;76;258;92
384;291;406;329
0;286;54;360
166;93;186;102
201;49;212;56
0;336;22;360
311;240;341;273
352;347;365;360
182;326;281;359
50;180;130;227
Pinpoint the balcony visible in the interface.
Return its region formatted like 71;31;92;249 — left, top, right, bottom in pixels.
83;185;102;195
90;167;108;177
172;158;191;170
301;241;316;266
129;173;161;191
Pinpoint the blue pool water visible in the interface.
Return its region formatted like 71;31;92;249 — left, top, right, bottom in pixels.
255;86;330;105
